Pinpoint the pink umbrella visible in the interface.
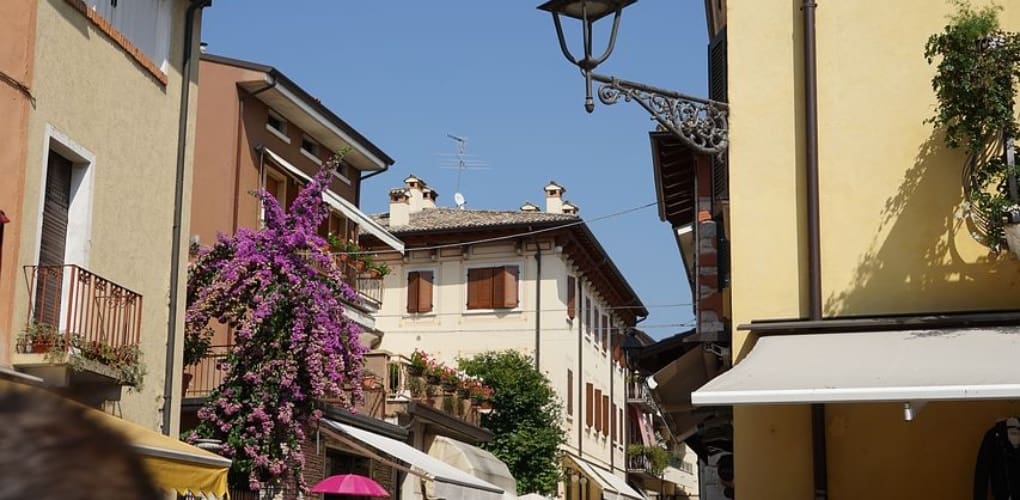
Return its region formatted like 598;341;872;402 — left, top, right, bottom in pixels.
310;474;390;498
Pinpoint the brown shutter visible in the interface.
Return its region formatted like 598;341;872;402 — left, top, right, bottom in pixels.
619;408;624;443
602;395;610;436
567;370;574;416
611;403;617;441
285;178;299;211
594;389;602;432
601;314;609;349
584;296;592;336
407;272;420;313
499;266;519;308
418;271;434;313
585;383;594;427
566;276;576;319
467;268;493;309
36;152;72;327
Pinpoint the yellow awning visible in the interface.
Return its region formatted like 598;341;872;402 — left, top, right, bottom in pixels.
91;408;231;497
0;378;230;496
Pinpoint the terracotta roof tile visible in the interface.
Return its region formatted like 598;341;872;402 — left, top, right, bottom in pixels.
372;208;578;234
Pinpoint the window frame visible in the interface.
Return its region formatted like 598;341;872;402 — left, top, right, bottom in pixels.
566;369;574;418
464;262;522;312
405;267;437;315
300;135;323;166
266;109;291;144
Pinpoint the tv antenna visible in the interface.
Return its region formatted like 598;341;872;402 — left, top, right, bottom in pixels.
439;134;489;209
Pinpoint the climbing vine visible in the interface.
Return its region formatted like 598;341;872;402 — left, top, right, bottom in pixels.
925;1;1020;248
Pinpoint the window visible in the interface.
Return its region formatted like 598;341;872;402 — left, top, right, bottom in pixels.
407;271;434;314
618;407;624;444
584;294;592;337
266;110;289;142
466;266;519;309
87;0;173;70
594;389;602;433
567;370;574;416
611;403;617;441
585;383;594;428
566;276;576;319
602;395;610;437
601;314;610;350
263;168;288;208
593;308;601;348
301;135;322;164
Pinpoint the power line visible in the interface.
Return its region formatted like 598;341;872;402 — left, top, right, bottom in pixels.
358;322;695;335
343;201;658;257
367;303;691;319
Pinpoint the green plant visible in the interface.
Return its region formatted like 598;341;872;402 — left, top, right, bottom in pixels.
370;261;390;277
627;444;670;476
183;326;213;367
926;1;1020;248
18;322;62;353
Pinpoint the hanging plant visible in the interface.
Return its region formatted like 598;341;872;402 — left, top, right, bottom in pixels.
925;1;1020;249
185;153;364;494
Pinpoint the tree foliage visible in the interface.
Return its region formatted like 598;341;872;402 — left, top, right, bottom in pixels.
458;351;566;496
186;157;364;493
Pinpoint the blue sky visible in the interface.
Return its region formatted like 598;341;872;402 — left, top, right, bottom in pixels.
201;1;709;338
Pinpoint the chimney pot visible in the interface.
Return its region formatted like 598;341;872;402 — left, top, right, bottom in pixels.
544;181;565;213
388;188;410;226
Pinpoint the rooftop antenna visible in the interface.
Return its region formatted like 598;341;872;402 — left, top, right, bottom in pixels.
439;133;489;209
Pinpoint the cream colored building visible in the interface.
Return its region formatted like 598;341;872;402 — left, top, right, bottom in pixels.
4;0;209;436
361;177;647;499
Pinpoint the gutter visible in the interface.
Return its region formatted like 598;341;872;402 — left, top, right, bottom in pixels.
801;1;827;498
162;0;212;436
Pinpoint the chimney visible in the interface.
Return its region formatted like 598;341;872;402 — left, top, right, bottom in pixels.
544;181;565;213
389;188;410;227
422;187;439;209
520;201;540;212
404;175;428;213
562;201;579;215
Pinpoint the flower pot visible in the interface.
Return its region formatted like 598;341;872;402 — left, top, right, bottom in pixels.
31;338;53;354
426;375;441;385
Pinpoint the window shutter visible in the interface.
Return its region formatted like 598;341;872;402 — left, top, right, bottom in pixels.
567;276;576;319
585;383;594;427
418;271;434;313
585;296;592;336
499;266;519;308
567;370;574;416
594;389;603;433
407;272;420;313
618;408;624;443
467;268;493;309
601;396;608;437
593;309;600;347
611;403;617;441
601;314;609;349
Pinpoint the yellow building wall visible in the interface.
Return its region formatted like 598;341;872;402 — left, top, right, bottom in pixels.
726;0;1020;498
12;0;200;433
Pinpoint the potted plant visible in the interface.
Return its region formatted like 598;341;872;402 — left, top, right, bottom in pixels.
408;375;426;399
439;367;460;394
409;350;429;377
425;362;443;385
20;322;61;354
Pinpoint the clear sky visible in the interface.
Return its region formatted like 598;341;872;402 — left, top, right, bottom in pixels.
201;1;710;338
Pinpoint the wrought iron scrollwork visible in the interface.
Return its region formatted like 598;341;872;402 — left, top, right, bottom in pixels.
592;73;729;155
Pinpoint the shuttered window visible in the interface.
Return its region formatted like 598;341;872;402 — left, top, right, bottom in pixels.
566;276;576;320
585;383;594;428
594;389;603;433
466;266;519;309
35;152;72;327
619;407;624;444
584;294;592;336
611;403;617;441
407;271;434;314
602;395;610;437
567;370;574;416
601;314;610;350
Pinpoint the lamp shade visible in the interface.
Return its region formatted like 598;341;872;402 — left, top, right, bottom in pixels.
537;0;637;22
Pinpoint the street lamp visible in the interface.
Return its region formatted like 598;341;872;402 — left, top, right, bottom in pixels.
537;0;730;155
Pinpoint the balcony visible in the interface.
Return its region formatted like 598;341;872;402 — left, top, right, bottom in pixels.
627;453;653;474
627;379;656;413
15;265;143;391
182;344;230;399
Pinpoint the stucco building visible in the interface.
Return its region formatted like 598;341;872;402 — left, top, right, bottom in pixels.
361;176;648;499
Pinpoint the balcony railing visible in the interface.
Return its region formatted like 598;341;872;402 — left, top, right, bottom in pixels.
309;254;384;307
362;352;484;427
627;379;656;412
183;344;230;398
21;265;142;352
627;453;652;473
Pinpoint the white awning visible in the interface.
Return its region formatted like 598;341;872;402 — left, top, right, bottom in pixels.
323;420;508;500
692;327;1020;407
565;454;644;500
262;148;404;253
429;435;517;495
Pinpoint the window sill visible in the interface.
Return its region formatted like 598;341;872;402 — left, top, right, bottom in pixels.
64;0;168;86
333;171;353;185
301;148;323;165
266;124;292;144
463;308;522;315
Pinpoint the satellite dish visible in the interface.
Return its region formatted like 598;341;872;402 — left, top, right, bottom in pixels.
454;192;466;209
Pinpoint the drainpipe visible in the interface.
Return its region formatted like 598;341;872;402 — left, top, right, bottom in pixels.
609;322;614;471
162;0;212;436
577;275;584;458
534;240;542;370
802;1;828;498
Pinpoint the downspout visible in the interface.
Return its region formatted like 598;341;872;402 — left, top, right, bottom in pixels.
162;0;212;435
802;1;828;499
577;275;584;458
534;240;542;370
609;323;614;471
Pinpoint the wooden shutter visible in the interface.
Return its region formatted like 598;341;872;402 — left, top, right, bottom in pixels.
418;271;434;313
594;389;602;433
611;403;617;441
567;370;574;416
36;152;72;327
584;295;592;336
619;408;624;443
585;383;594;427
407;272;420;313
566;276;576;319
601;314;609;349
593;309;600;347
467;268;493;309
602;395;610;436
497;266;519;308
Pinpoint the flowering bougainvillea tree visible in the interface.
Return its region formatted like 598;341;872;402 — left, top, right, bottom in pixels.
185;156;364;493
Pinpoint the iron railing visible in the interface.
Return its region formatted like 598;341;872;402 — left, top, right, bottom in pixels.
22;265;142;352
627;453;652;473
183;344;230;398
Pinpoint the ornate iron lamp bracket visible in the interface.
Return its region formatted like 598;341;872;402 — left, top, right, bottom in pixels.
591;73;729;155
